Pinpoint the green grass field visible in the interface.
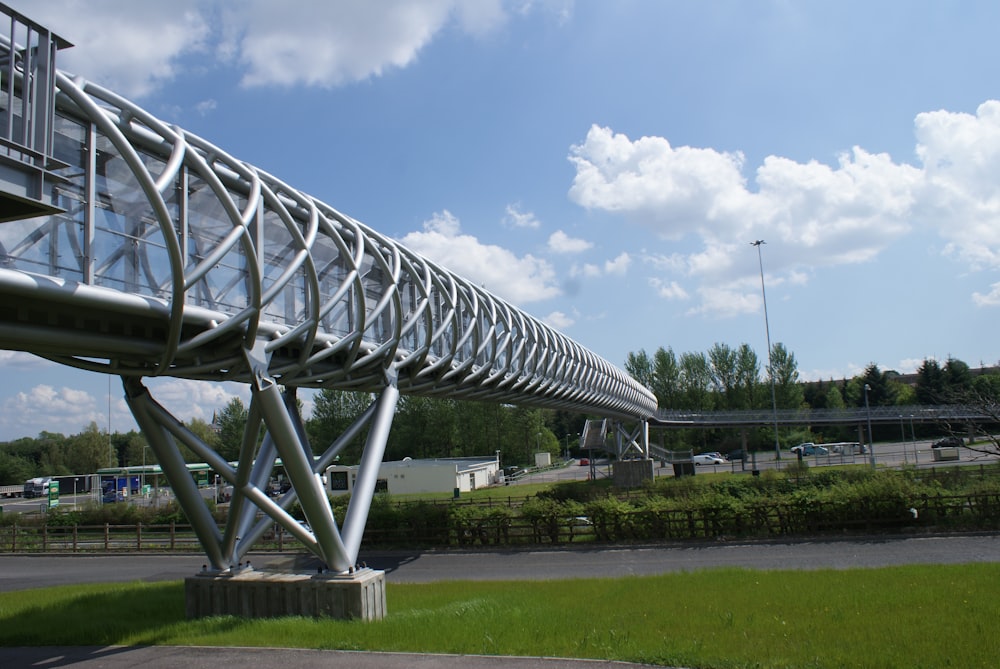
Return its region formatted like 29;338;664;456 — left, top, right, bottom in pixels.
1;563;997;668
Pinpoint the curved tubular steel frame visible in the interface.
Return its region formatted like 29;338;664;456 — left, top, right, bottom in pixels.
0;35;657;571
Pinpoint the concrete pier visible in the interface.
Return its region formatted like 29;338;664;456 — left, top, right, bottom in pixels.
185;566;386;620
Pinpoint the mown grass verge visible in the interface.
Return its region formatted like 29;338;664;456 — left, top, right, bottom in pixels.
0;564;997;668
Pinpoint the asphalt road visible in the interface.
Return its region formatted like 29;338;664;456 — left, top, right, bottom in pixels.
2;534;998;668
2;533;999;592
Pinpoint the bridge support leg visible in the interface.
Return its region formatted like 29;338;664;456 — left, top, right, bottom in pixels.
122;359;398;576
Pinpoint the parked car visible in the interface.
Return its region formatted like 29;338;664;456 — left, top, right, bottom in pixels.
790;443;828;456
578;458;589;466
932;436;963;449
692;453;725;465
727;449;744;460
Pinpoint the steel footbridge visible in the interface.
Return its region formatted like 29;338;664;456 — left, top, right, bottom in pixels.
0;6;656;573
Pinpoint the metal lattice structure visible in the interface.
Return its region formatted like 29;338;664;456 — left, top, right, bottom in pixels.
0;6;656;573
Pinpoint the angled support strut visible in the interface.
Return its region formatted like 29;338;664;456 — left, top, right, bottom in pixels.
122;347;399;573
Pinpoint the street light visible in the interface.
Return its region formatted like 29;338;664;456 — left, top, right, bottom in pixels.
751;240;781;461
564;433;578;460
864;383;875;469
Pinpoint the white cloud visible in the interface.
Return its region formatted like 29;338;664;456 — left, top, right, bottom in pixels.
144;378;249;424
10;0;211;98
570;263;602;279
195;99;218;116
0;351;50;371
221;0;507;88
915;101;1000;271
504;203;541;229
0;384;104;436
543;310;574;330
649;278;689;301
9;0;509;98
972;281;1000;307
548;230;592;254
604;251;630;275
567;110;1000;318
401;211;560;304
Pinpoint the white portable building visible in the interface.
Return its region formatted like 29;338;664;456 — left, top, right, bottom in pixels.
325;456;501;497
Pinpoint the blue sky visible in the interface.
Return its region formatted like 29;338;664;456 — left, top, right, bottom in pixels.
2;1;999;440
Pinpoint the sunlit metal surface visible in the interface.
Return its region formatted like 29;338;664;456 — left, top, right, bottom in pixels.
0;68;655;420
0;6;654;573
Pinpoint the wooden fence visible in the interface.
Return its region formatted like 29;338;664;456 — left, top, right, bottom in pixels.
2;491;997;553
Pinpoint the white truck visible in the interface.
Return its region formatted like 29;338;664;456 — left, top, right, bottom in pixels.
22;476;52;498
0;484;22;498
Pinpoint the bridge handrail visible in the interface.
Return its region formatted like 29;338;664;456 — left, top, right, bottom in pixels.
655;404;995;427
0;57;656;419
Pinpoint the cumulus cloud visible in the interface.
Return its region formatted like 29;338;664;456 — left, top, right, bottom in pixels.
604;251;631;275
504;203;541;229
218;1;503;88
400;211;560;304
543;310;575;330
144;378;249;423
548;230;592;254
0;351;50;371
0;385;105;436
915;101;1000;270
972;282;1000;307
567;106;1000;316
12;0;510;97
649;278;689;301
11;0;211;98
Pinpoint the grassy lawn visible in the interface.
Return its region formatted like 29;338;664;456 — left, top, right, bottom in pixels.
1;564;997;668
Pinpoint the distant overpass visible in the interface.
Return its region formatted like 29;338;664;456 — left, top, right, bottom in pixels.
0;6;655;574
653;405;993;428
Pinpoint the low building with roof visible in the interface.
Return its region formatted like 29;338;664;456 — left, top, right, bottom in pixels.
325;456;501;497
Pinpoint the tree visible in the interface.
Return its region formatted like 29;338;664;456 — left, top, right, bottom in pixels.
943;357;973;400
121;430;150;467
855;364;896;407
734;344;760;409
182;418;217;462
624;349;654;389
708;343;739;409
306;389;374;463
215;396;249;462
679;351;714;410
824;383;846;409
915;358;946;404
66;422;114;473
651;347;681;408
770;343;804;409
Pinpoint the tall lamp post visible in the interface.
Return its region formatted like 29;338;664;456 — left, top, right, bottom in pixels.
864;383;875;469
752;240;781;461
564;433;578;460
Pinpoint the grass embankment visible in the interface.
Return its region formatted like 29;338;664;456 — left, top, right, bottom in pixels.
1;564;997;668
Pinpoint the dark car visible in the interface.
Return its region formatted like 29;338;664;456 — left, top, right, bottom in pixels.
728;449;744;461
932;436;963;448
102;489;124;503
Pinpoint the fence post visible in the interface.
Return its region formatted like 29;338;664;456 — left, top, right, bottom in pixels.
104;523;110;551
170;520;175;550
73;524;78;552
136;522;142;551
11;523;16;552
42;525;47;551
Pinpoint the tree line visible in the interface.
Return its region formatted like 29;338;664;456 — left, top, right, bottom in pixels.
2;346;997;485
626;343;1000;411
0;390;585;485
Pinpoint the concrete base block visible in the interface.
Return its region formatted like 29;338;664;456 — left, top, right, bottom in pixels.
613;458;655;488
185;567;386;620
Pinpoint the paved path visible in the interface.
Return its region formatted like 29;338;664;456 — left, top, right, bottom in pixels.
0;646;652;669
